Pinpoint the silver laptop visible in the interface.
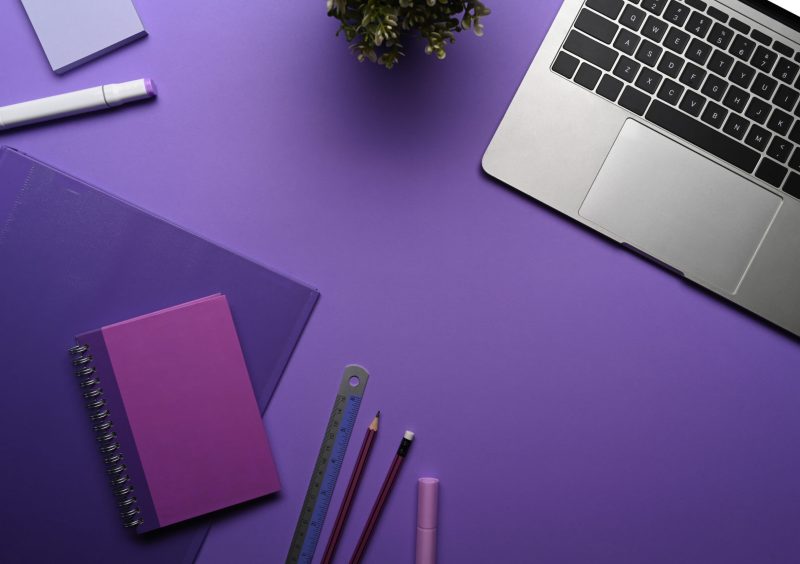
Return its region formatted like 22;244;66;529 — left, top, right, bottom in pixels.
484;0;800;337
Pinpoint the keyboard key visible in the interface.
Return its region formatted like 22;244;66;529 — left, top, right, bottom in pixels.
745;124;772;151
658;78;685;105
552;51;581;78
680;90;707;116
755;159;788;187
613;56;642;82
790;121;800;144
751;73;778;99
576;9;619;44
614;29;641;55
708;50;734;77
564;31;618;71
597;74;625;100
640;0;668;16
587;0;624;19
619;4;647;31
686;39;713;65
658;51;685;78
708;23;734;50
745;97;771;124
730;62;756;88
789;148;800;172
751;29;772;46
730;35;756;61
701;101;728;128
767;137;793;163
774;85;799;112
664;27;691;54
646;100;761;172
707;6;728;23
723;113;750;140
686;11;712;38
684;0;707;10
774;41;794;59
767;108;793;136
641;16;669;42
702;74;728;101
729;18;751;35
784;172;800;198
680;62;707;89
635;40;663;67
575;63;604;89
636;67;664;93
618;86;652;114
722;85;750;113
751;46;778;73
773;57;800;84
663;1;690;26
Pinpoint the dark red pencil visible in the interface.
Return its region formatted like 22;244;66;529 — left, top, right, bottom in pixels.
349;430;415;564
320;411;380;564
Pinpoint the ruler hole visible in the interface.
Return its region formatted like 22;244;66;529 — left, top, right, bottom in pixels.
348;376;360;387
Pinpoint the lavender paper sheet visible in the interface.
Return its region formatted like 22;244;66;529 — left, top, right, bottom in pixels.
0;146;318;563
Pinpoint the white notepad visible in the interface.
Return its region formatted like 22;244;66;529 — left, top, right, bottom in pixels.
21;0;147;74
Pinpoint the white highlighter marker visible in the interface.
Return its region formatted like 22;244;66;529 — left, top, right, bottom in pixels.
0;79;156;131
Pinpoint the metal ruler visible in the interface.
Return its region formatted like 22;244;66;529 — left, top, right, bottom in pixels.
286;364;370;564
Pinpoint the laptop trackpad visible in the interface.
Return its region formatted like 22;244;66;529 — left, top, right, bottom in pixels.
579;120;781;293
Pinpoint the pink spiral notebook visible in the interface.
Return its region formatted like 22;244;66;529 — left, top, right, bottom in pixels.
72;293;280;533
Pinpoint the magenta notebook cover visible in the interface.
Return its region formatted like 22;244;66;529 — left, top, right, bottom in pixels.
74;294;280;533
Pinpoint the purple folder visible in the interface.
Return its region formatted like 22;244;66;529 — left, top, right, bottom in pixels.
76;294;281;533
0;146;318;563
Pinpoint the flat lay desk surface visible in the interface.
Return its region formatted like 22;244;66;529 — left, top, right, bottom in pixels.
3;1;800;562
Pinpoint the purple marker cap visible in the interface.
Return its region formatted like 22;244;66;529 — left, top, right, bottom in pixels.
417;477;439;529
144;78;157;97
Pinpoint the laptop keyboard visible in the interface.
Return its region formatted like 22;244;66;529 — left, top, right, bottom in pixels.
552;0;800;200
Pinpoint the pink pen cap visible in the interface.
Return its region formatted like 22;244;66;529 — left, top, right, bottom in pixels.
416;477;439;564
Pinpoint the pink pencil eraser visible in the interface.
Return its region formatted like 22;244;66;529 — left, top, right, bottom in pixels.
417;477;439;529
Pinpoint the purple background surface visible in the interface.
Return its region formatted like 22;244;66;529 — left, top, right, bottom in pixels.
2;1;800;563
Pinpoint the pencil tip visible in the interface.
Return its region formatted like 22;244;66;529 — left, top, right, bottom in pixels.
376;410;381;418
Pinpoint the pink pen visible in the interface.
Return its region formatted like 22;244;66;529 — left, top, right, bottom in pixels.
416;477;439;564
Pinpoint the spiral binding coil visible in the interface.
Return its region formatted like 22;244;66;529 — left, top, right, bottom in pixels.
69;343;144;529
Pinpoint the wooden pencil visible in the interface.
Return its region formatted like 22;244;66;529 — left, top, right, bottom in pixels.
349;430;415;564
320;411;380;564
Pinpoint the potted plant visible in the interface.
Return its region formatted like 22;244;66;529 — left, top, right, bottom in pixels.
327;0;491;69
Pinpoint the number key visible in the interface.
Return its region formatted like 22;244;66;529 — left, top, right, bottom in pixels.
686;11;712;38
751;46;778;73
641;0;668;16
730;35;756;61
663;0;690;26
774;57;800;84
708;23;734;50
